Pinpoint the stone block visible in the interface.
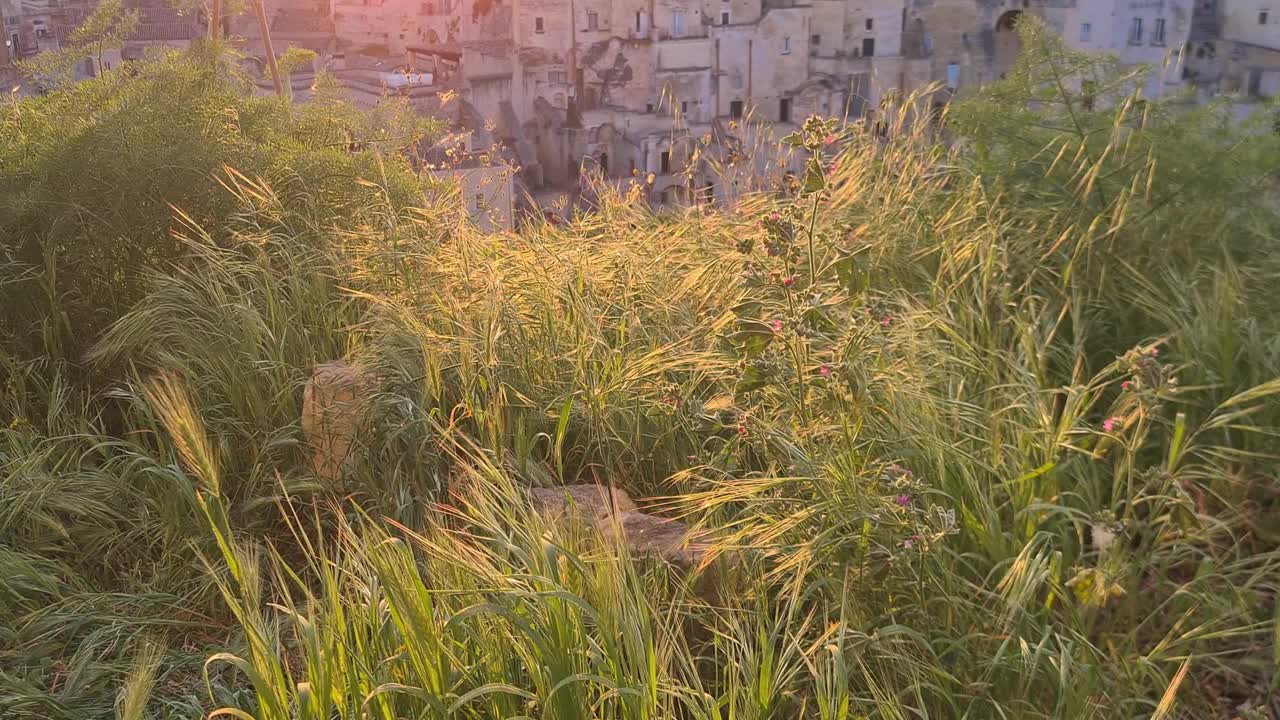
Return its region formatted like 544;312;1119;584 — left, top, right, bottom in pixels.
301;361;372;487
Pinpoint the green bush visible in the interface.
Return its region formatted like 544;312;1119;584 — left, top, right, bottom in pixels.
0;45;436;369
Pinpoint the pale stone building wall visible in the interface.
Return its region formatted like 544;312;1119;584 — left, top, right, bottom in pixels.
704;0;764;26
654;0;710;39
333;0;397;53
608;0;655;40
517;0;575;56
711;26;753;117
199;0;1278;223
1215;0;1280;99
1064;0;1116;53
749;7;810;123
1107;0;1194;97
809;0;847;59
1222;0;1280;46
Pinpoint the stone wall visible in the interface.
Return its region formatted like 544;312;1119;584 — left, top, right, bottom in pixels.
654;0;710;39
1222;0;1280;48
750;7;811;123
703;0;765;26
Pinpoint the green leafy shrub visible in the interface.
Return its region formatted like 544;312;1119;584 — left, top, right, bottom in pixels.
0;46;436;369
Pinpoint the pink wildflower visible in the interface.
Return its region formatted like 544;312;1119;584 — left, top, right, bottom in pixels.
895;494;911;506
823;134;836;145
903;539;914;549
1103;416;1122;433
819;364;832;377
1149;347;1160;357
783;276;794;288
767;212;781;222
1121;380;1132;391
771;319;783;333
880;316;892;327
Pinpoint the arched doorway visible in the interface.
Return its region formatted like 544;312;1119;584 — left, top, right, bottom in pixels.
993;10;1023;80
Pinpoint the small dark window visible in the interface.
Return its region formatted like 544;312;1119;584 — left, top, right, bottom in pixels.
862;38;875;56
587;11;598;30
681;100;689;114
600;152;608;174
646;102;654;112
636;11;641;31
779;97;791;123
730;100;743;118
722;11;729;24
811;33;820;46
1260;10;1269;23
660;151;671;174
865;18;873;30
535;16;544;32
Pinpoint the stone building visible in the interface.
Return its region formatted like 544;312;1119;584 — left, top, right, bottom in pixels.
2;0;91;62
1192;0;1280;102
2;0;201;83
17;0;1273;218
214;0;1279;214
898;0;1190;101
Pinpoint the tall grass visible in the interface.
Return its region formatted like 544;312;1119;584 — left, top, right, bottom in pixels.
4;19;1280;719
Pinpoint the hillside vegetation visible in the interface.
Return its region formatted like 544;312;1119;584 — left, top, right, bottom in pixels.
4;24;1280;720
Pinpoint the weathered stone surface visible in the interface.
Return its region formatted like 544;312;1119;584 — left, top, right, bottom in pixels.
604;511;716;571
529;485;731;598
528;483;637;521
301;361;372;487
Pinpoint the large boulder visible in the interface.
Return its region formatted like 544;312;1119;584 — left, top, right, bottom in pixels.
301;361;372;487
605;511;717;571
529;485;728;597
528;483;638;521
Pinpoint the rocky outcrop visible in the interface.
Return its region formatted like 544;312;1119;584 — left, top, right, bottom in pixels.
529;483;638;521
606;511;718;572
301;361;372;487
529;484;724;588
